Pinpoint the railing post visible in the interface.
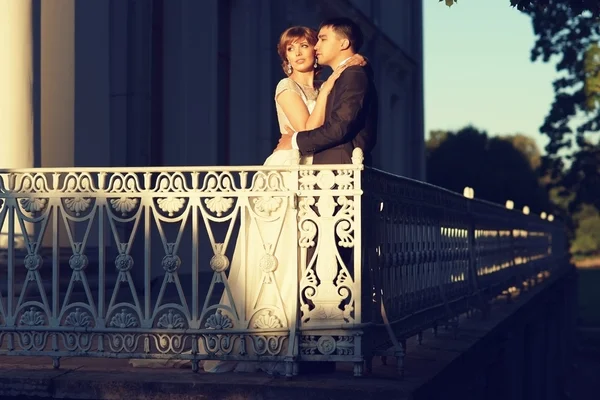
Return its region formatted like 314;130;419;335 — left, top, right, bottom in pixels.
352;150;365;377
466;201;489;319
360;169;380;374
435;208;457;336
286;160;300;378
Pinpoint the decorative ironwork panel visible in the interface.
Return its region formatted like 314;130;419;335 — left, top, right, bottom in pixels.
0;148;567;378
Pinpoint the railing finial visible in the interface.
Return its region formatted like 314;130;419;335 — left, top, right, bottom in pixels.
463;186;474;199
352;148;364;165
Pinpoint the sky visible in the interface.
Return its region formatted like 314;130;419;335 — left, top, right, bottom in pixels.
423;0;559;153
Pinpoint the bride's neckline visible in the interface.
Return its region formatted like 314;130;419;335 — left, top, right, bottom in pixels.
290;78;316;90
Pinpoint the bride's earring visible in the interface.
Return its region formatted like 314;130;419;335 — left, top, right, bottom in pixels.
314;60;318;69
287;63;292;74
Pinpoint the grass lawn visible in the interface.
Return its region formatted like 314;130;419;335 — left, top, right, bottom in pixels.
578;268;600;327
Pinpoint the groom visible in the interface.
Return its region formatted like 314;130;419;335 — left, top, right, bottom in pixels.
275;17;378;163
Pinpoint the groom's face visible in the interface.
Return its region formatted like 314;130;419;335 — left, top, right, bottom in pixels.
315;26;342;67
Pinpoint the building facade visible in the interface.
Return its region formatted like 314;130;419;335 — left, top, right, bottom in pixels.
0;0;424;178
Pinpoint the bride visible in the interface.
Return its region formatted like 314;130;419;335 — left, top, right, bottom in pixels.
202;26;365;374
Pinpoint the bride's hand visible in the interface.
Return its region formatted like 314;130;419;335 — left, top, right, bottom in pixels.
319;54;368;95
344;53;368;68
320;64;349;95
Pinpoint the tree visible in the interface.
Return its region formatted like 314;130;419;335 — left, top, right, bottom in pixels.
426;126;550;213
501;134;542;170
439;0;600;16
524;2;600;249
425;130;448;153
557;141;600;211
528;3;600;153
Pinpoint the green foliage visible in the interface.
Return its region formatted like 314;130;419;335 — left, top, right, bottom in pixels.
571;205;600;257
426;126;550;213
559;143;600;211
425;130;448;152
540;175;600;259
548;185;574;224
584;43;600;111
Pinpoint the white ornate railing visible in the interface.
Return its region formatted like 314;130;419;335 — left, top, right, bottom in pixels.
0;150;364;377
0;148;567;377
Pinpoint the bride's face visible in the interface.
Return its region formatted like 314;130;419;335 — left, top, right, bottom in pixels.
286;38;316;74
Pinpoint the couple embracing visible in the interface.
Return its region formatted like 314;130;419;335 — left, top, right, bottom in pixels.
204;17;378;374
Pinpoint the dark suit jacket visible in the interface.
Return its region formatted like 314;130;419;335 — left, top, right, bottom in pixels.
296;64;378;165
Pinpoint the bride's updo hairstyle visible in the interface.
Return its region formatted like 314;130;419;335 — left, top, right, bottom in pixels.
277;26;322;76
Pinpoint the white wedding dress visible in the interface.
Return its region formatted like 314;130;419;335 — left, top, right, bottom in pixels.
202;78;318;374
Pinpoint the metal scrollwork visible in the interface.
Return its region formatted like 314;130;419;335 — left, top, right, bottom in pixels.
115;254;134;273
205;310;233;330
65;308;92;328
162;254;181;282
110;197;139;216
204;197;234;217
64;197;92;216
109;309;138;329
253;311;283;329
19;307;45;327
108;333;138;352
157;310;185;330
157;197;185;216
19;197;47;213
24;254;43;272
316;335;336;355
209;243;230;273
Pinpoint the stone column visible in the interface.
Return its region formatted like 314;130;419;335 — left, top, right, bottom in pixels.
0;0;34;169
0;0;34;248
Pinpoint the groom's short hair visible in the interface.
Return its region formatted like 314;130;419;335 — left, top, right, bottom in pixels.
319;18;363;52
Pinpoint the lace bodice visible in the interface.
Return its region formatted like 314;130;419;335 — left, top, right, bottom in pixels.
274;78;319;134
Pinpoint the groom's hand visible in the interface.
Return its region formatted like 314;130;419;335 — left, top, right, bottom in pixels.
274;126;295;151
275;134;292;151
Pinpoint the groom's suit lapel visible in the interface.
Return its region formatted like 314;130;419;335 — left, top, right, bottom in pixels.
325;75;342;120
